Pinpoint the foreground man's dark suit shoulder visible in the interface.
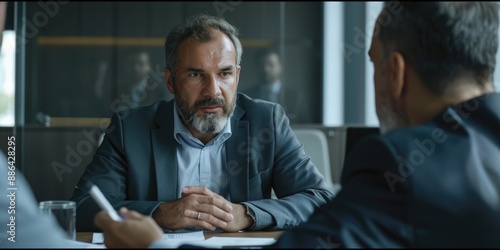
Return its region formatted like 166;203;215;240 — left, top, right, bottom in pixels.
72;92;334;231
274;93;500;248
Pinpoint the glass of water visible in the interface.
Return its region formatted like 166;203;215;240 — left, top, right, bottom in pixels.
39;200;76;240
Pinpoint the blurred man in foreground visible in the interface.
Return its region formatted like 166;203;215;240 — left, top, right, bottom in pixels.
0;150;87;248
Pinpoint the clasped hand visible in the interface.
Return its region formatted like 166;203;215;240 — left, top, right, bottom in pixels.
152;186;253;232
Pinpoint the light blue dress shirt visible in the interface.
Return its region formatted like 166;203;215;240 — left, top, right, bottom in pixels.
173;103;232;200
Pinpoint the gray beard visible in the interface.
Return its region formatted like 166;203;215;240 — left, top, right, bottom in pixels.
176;97;236;135
191;111;229;134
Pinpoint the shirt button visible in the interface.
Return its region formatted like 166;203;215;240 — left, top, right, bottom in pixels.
203;176;208;180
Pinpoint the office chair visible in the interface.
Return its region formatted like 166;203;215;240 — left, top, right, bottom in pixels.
293;128;337;194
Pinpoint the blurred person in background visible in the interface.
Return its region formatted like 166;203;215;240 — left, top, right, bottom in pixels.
119;49;173;108
244;48;306;123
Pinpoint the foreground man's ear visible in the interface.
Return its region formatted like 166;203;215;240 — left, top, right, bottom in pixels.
387;51;406;103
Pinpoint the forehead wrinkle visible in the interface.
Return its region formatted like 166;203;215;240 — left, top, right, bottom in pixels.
179;31;237;72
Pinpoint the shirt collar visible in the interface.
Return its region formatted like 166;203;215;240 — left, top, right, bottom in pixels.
264;81;281;94
173;101;232;146
271;80;281;94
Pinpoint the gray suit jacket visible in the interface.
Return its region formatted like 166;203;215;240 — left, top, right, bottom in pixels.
71;93;334;232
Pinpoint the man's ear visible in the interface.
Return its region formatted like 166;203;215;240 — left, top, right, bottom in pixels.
387;52;406;102
164;68;174;94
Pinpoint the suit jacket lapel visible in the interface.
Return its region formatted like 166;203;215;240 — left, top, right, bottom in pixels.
227;102;250;203
152;101;178;201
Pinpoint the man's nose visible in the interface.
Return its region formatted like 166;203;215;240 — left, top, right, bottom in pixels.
203;74;222;97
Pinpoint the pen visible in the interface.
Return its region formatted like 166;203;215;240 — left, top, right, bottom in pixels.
89;185;123;221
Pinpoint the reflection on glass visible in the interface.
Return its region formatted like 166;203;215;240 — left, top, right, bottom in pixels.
118;49;172;109
244;48;306;124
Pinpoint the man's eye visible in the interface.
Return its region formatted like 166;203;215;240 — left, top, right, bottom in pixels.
189;73;200;77
221;72;231;77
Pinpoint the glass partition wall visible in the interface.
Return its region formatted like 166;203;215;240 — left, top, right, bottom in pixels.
8;2;324;201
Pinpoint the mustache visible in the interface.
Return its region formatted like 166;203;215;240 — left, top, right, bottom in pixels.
191;97;227;114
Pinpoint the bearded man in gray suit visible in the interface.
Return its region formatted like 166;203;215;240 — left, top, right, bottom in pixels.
71;14;334;232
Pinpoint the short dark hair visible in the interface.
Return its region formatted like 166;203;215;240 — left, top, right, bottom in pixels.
378;2;499;95
164;14;242;78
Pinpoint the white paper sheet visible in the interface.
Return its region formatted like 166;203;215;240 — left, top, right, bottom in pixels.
60;239;107;248
200;237;277;248
91;230;205;244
